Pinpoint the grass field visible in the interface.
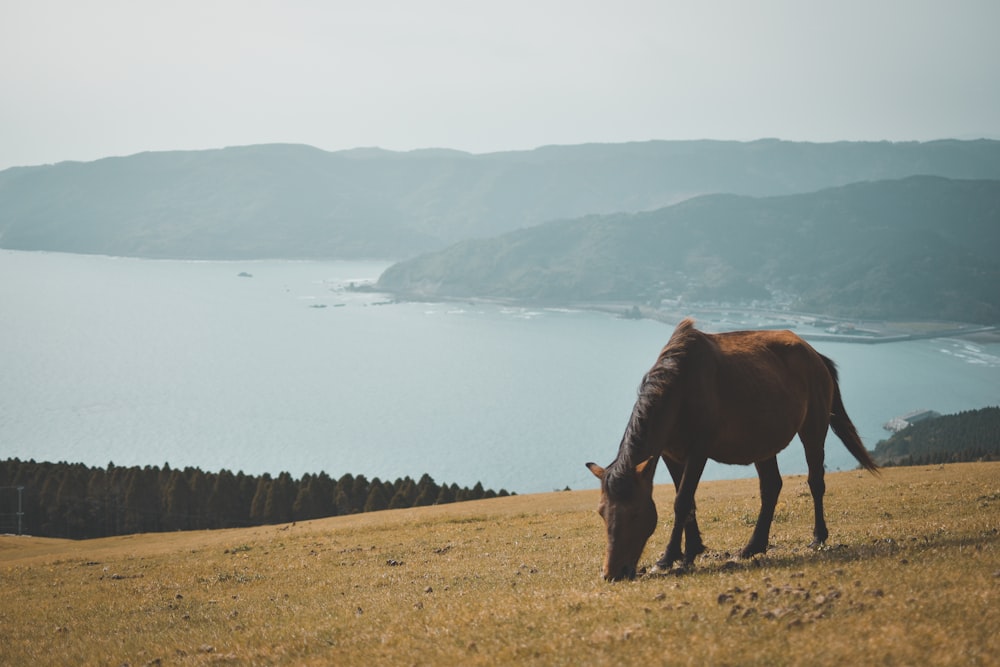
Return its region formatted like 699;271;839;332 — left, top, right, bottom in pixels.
1;462;997;666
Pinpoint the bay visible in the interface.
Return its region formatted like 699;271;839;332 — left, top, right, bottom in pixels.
1;250;998;495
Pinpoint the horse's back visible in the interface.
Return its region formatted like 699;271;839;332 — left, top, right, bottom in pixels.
691;327;835;463
708;328;830;387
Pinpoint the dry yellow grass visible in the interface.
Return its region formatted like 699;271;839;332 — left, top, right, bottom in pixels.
1;462;997;666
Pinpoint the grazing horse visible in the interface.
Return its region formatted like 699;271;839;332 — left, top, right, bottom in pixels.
586;318;878;581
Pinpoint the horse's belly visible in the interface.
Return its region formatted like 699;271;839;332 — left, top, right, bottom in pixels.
711;445;788;466
710;427;798;466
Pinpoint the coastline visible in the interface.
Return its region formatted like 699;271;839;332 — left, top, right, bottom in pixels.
495;298;1000;345
365;284;999;346
608;303;999;344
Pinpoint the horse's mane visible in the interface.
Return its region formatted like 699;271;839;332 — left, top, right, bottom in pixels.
605;318;702;497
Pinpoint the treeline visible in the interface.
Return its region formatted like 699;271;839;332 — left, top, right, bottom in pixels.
0;459;511;540
871;406;1000;467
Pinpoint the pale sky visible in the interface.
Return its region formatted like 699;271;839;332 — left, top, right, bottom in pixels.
2;0;998;170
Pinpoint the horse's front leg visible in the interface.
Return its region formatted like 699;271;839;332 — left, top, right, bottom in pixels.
655;455;707;569
682;503;706;563
661;458;706;564
740;456;782;558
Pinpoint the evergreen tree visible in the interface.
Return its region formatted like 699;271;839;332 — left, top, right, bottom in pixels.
331;484;350;516
86;468;111;538
122;467;161;534
414;474;439;507
292;478;319;521
381;479;396;505
186;468;211;530
249;474;272;523
292;472;336;520
363;483;390;513
106;464;129;534
310;471;336;518
55;466;88;539
207;469;242;529
38;472;61;535
435;483;455;505
334;474;355;514
389;477;417;509
163;470;193;531
236;472;256;525
350;475;369;513
264;472;296;524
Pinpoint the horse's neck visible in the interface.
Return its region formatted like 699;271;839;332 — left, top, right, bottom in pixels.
617;419;667;470
618;384;679;468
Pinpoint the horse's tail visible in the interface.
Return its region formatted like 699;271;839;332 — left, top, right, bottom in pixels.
821;355;880;474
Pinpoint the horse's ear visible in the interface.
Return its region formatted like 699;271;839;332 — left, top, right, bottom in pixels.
634;456;657;484
586;462;605;479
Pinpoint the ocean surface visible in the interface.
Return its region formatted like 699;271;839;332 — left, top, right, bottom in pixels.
2;250;998;494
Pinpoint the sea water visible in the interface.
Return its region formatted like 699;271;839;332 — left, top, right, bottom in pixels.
1;250;998;494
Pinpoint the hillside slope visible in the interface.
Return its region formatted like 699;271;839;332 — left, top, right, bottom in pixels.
2;139;999;259
872;406;1000;465
1;463;997;666
377;176;1000;323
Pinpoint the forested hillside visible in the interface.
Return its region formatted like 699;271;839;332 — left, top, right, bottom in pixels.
872;406;1000;466
0;459;509;540
377;176;1000;323
2;139;999;260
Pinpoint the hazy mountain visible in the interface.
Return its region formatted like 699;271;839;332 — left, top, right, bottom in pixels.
2;139;1000;259
0;145;434;259
376;176;1000;323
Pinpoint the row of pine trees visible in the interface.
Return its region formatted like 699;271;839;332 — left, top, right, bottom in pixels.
0;459;510;539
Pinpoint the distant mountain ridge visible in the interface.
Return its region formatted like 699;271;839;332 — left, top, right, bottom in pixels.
376;176;1000;323
2;139;1000;260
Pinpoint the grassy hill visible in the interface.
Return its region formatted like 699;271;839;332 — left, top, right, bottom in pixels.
2;463;997;666
377;176;1000;323
2;139;1000;260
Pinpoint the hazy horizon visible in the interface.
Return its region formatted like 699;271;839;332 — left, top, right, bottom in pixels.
3;1;999;171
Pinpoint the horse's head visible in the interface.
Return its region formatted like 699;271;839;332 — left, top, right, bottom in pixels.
585;456;658;581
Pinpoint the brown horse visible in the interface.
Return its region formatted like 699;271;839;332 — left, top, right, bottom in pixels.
586;317;878;581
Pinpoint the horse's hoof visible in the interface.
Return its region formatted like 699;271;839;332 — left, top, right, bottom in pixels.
684;543;706;565
657;546;684;570
652;551;682;573
652;557;674;571
738;545;767;559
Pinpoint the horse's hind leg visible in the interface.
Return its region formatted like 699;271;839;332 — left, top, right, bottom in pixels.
661;458;705;564
802;433;829;547
740;456;782;558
